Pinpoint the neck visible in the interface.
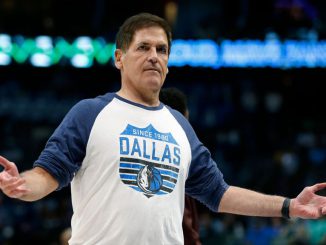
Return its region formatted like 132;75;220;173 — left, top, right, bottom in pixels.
117;89;160;107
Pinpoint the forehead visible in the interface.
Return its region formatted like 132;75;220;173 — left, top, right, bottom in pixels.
131;26;169;46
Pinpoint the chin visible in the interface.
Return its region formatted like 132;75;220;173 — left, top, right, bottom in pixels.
145;79;163;90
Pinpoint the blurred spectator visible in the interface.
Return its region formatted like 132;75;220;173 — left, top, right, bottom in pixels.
271;0;320;39
245;217;282;245
307;217;326;245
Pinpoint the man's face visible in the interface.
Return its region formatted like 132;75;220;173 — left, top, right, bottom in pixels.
115;26;169;99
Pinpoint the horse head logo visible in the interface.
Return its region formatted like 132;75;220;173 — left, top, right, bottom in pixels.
137;164;163;194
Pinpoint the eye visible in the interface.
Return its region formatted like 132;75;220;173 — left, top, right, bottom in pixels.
157;46;168;54
137;45;149;51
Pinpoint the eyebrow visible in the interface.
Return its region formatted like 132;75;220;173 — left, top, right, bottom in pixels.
137;41;168;48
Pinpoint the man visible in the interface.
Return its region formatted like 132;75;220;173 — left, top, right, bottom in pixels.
0;12;326;245
160;87;201;245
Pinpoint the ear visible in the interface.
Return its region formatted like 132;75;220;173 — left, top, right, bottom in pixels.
114;49;123;70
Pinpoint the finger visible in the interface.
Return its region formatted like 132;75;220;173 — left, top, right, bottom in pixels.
8;188;29;199
0;176;19;188
3;178;26;190
320;206;326;215
0;156;19;177
0;171;16;181
311;183;326;193
0;156;12;170
2;178;26;191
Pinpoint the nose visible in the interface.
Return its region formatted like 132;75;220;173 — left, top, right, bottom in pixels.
147;47;158;64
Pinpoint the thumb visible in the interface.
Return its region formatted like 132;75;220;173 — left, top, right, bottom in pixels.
322;206;326;215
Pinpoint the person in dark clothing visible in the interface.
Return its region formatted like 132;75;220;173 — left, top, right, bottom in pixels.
160;87;201;245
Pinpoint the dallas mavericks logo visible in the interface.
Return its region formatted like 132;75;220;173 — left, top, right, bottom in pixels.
119;124;180;198
137;164;163;194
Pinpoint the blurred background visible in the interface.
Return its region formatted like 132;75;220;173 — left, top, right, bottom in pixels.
1;0;326;244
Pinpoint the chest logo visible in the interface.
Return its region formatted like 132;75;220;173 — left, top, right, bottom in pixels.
119;124;180;198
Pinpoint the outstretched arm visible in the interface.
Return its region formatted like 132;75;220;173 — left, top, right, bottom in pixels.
0;156;58;201
218;184;326;219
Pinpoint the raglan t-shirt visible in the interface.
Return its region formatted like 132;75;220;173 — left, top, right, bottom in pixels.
34;92;229;245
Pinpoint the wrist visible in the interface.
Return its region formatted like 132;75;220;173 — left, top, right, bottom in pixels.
281;198;291;219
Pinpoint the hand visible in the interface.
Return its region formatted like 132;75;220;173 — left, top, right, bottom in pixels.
0;156;29;198
291;183;326;219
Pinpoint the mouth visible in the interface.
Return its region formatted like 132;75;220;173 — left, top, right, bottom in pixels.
144;67;161;74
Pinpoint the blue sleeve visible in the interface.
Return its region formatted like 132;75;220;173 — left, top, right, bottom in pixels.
167;107;229;212
33;94;113;190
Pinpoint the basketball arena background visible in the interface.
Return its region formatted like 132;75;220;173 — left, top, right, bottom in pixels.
1;0;326;244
